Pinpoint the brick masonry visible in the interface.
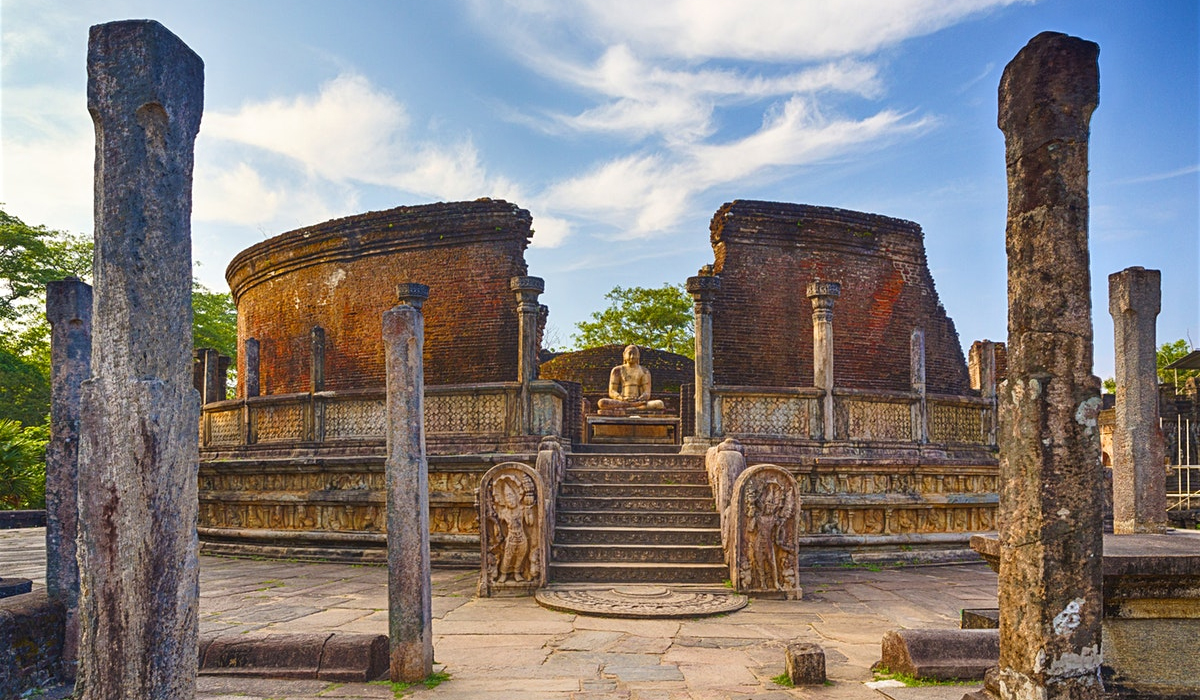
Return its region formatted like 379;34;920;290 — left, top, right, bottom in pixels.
226;200;533;396
707;201;971;394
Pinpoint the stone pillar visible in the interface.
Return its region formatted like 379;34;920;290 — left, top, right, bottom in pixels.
807;281;841;441
383;283;433;682
511;276;544;436
971;341;1000;446
687;272;721;442
199;348;221;404
911;328;928;443
996;31;1102;699
244;338;260;398
78;19;203;699
310;325;326;393
45;277;92;676
1109;266;1166;534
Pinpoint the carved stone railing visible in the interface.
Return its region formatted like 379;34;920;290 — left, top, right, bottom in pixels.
708;385;994;446
200;380;567;448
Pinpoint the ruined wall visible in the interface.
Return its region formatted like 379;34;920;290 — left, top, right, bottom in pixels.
227;200;532;396
539;345;693;414
708;201;970;394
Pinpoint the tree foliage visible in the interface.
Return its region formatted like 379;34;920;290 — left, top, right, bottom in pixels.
193;282;238;360
572;284;694;358
0;419;48;509
1158;338;1197;387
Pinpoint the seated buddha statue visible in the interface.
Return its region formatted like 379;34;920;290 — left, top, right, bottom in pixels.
596;345;665;414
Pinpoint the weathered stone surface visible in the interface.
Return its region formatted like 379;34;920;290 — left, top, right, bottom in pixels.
0;591;66;697
706;438;746;558
198;632;388;682
78;18;203;700
382;284;433;682
730;464;801;599
880;629;998;681
785;642;826;685
242;338;260;397
687;272;720;441
962;608;1000;630
997;30;1103;699
45;277;91;674
478;462;546;597
1108;267;1166;534
511;276;544;435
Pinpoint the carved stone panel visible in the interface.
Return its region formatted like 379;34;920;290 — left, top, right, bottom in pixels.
845;400;911;441
478;462;546;597
253;402;306;442
721;396;812;438
928;403;985;444
731;464;802;599
426;392;506;435
324;398;386;439
207;408;243;446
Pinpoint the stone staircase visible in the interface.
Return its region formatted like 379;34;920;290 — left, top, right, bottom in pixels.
549;451;727;584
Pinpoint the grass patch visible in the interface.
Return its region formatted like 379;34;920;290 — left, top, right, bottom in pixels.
873;666;977;687
369;671;451;697
840;561;883;572
771;672;795;687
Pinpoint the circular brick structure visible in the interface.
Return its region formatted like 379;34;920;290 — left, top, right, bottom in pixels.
226;199;535;397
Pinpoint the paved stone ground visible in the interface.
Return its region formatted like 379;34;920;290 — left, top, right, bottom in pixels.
2;527;992;699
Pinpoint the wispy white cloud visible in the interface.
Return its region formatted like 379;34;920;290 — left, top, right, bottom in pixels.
1107;164;1200;186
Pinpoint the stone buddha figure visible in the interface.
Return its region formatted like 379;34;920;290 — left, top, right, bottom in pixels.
596;345;665;414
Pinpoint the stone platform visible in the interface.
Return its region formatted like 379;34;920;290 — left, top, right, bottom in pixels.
2;526;994;699
585;415;679;445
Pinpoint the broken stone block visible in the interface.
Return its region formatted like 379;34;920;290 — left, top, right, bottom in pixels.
879;628;999;681
785;642;826;685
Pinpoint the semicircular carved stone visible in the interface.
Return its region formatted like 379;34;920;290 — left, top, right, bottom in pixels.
731;464;802;599
478;462;546;597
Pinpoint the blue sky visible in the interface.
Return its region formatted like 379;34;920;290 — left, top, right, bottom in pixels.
3;0;1196;381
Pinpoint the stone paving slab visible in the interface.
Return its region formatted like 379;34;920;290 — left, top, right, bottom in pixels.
1;527;997;699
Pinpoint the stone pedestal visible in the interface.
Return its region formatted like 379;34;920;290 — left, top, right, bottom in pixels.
78;19;204;699
806;281;841;441
383;283;433;682
996;31;1103;699
1109;266;1166;534
45;277;92;676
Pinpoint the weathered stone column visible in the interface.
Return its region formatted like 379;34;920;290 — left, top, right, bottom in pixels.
78;19;203;699
310;325;326;392
911;328;928;443
198;347;221;404
687;272;721;442
45;277;92;676
244;337;260;397
996;31;1103;699
383;283;433;682
807;281;841;441
1109;266;1166;534
970;340;1000;445
511;276;544;436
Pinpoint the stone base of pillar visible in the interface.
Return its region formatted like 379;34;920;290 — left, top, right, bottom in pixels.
680;436;716;455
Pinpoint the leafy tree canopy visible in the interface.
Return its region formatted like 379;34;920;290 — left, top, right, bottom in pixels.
193;281;238;360
572;284;694;358
1158;338;1197;387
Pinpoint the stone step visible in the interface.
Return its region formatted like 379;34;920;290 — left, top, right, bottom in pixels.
554;526;720;547
557;495;716;513
556;510;720;529
565;454;705;471
553;543;725;564
548;562;728;584
558;482;713;499
562;468;709;485
572;444;681;454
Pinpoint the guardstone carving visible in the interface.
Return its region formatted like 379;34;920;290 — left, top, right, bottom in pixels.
478;462;546;596
705;438;747;560
731;464;801;599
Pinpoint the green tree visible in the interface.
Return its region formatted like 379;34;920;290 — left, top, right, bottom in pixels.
193;281;238;360
572;284;694;358
1158;338;1198;387
0;419;48;509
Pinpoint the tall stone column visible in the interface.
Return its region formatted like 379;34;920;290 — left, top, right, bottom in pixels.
970;341;1000;445
45;277;92;676
78;19;203;699
198;347;221;404
687;272;721;442
807;281;841;441
997;31;1102;700
910;328;928;443
511;276;544;435
384;283;433;682
1109;266;1166;534
244;338;260;397
310;325;326;392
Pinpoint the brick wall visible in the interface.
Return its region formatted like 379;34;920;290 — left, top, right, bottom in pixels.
539;344;693;415
708;201;970;394
227;200;533;396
